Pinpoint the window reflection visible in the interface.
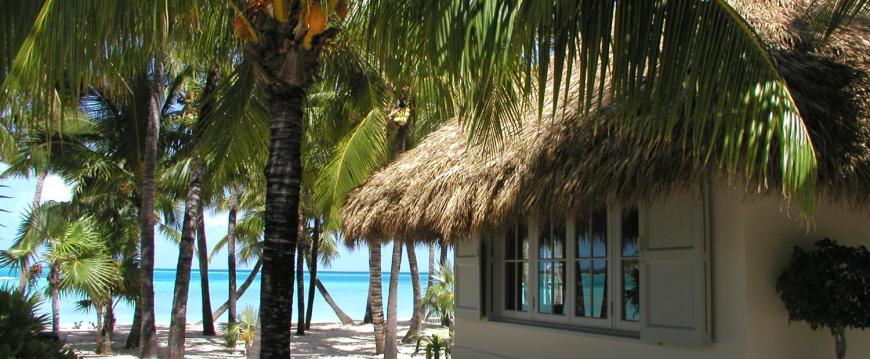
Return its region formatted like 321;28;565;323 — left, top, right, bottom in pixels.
621;207;640;322
539;219;566;315
576;208;608;319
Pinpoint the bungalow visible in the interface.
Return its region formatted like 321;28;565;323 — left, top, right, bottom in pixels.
341;4;869;359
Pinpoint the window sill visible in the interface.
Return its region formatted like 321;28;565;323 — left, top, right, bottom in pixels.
488;317;641;342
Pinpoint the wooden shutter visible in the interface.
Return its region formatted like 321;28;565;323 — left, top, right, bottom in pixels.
639;187;711;345
455;237;482;320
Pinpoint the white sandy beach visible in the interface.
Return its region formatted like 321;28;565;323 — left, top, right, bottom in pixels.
61;321;447;358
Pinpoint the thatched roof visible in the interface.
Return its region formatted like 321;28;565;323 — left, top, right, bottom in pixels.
342;2;870;242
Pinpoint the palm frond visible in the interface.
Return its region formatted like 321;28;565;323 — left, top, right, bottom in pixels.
314;108;389;227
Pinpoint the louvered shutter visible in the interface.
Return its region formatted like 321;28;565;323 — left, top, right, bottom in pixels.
639;187;711;345
455;237;482;320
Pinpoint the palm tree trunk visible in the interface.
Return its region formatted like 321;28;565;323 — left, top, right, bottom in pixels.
104;298;115;354
427;242;435;289
363;295;373;324
125;301;141;349
138;60;162;357
247;315;261;359
18;170;46;293
315;279;354;324
403;243;423;343
439;238;448;269
49;264;60;334
95;302;109;354
168;159;203;359
369;242;385;353
197;203;216;336
259;87;305;358
295;241;305;335
305;217;319;329
212;260;262;321
384;241;403;359
195;69;220;336
227;184;239;324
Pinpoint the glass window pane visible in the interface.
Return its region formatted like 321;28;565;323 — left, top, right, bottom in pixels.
521;262;529;311
505;262;516;310
506;226;517;260
519;223;529;259
622;260;640;321
539;220;551;259
576;260;591;317
538;260;565;315
553;221;565;259
591;259;608;319
622;207;639;257
577;216;591;258
592;208;608;258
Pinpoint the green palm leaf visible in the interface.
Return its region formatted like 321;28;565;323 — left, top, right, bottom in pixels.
314;108;389;227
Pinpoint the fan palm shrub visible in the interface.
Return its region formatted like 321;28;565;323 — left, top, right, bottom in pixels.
0;288;75;359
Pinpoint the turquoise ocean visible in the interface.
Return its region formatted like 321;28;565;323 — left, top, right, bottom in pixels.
0;268;428;326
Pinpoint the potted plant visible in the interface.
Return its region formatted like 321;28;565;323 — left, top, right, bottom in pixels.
776;238;870;359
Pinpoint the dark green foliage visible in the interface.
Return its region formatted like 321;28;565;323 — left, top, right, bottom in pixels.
776;238;870;331
0;288;75;358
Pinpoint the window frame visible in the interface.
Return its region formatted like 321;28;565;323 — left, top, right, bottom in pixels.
492;204;641;333
496;222;532;321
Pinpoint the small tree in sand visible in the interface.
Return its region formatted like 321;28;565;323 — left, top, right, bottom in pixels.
776;239;870;359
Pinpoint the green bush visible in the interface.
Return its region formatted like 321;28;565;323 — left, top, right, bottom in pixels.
776;239;870;359
0;288;75;358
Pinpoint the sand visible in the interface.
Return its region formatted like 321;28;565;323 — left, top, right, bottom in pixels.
61;321;449;358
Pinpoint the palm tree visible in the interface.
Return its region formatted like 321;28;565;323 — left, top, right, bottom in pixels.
304;216;320;328
384;241;403;359
1;205;118;335
226;184;241;325
167;156;204;359
422;266;455;329
403;243;424;343
368;242;386;353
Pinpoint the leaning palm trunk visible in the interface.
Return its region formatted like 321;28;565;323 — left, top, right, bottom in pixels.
168;158;203;359
363;294;373;324
259;86;305;357
384;241;403;359
197;203;216;336
212;260;262;321
18;171;46;292
138;61;163;357
197;70;220;337
305;217;320;329
315;279;354;325
125;301;141;349
295;241;305;335
403;243;423;343
227;184;239;324
368;242;385;353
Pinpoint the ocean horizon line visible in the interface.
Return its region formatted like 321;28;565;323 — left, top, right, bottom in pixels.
152;268;430;275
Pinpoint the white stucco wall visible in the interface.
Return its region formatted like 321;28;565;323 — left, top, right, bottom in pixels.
453;184;870;359
740;192;870;359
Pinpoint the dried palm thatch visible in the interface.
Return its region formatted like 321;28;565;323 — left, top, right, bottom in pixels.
342;2;869;243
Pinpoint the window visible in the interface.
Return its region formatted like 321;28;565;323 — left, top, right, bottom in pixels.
494;205;640;332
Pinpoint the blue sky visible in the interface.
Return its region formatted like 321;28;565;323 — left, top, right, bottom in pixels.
0;166;443;272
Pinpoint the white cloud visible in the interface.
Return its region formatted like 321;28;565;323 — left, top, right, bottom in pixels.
41;175;72;202
203;209;228;230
